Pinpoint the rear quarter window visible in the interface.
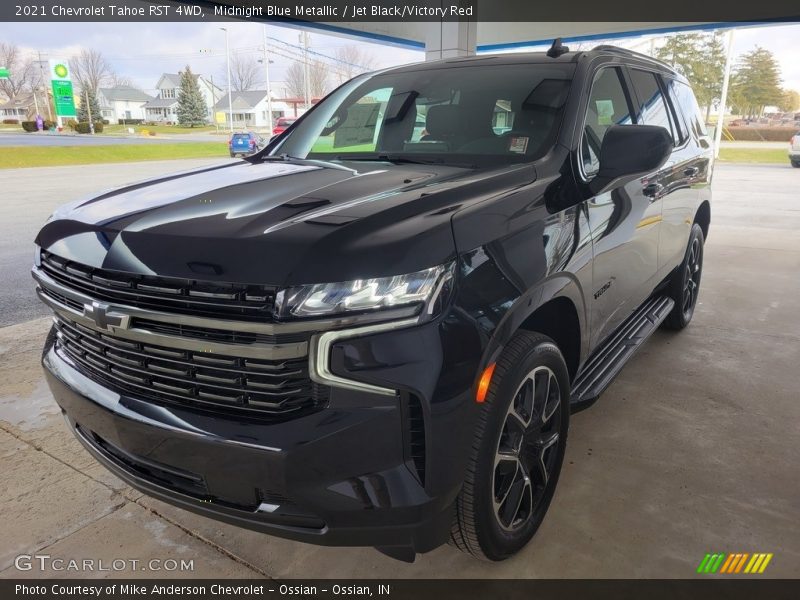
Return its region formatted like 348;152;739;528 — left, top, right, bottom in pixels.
673;81;709;139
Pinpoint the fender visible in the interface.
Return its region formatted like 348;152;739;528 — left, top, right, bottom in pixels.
449;152;594;392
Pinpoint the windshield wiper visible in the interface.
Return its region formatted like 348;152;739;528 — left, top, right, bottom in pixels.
336;154;446;165
257;153;357;173
260;153;305;162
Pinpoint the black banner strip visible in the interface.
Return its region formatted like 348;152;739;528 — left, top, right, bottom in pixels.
1;0;799;23
3;579;800;600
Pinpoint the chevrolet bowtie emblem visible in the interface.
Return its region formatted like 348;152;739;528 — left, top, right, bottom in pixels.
83;301;130;331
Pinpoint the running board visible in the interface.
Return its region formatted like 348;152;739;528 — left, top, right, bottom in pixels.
570;295;674;410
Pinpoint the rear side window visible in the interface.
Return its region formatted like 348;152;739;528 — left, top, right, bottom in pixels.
673;80;709;140
629;69;675;142
581;67;635;179
662;79;689;143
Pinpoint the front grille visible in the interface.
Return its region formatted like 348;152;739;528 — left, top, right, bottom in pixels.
129;318;308;346
40;250;277;322
54;316;328;419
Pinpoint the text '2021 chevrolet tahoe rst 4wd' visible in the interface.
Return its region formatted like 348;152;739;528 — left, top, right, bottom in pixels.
33;44;712;562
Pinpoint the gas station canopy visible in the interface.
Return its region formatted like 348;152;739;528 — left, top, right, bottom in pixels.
284;21;725;59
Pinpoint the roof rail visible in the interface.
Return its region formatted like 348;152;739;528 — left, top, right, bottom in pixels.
591;44;676;71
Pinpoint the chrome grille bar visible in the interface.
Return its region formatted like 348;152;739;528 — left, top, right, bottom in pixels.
54;317;322;417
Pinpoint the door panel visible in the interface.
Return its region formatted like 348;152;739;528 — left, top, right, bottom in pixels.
658;78;713;274
579;67;662;348
587;178;662;348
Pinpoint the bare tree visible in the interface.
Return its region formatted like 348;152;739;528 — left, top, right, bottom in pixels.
228;54;259;91
285;61;305;99
0;42;35;99
71;48;113;93
333;45;376;84
110;73;134;88
308;59;330;98
285;59;330;100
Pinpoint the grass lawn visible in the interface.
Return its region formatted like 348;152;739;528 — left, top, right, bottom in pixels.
0;142;228;169
717;148;788;163
102;124;219;135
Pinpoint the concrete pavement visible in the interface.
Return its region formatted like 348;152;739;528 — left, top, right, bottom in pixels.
0;163;798;578
0;158;228;327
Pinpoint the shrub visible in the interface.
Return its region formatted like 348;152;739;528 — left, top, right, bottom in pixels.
726;127;796;142
74;121;105;134
118;118;144;125
2;118;19;125
21;121;37;132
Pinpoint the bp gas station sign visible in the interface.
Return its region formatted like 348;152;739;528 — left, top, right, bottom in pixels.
48;59;76;124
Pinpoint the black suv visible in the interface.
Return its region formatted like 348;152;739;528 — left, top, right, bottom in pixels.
34;45;712;562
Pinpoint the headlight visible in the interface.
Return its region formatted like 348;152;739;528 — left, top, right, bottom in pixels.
275;262;455;319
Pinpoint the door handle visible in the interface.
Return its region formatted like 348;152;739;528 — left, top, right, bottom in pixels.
683;166;699;177
642;183;663;199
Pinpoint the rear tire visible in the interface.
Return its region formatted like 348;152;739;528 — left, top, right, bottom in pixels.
791;160;800;168
662;223;704;330
450;332;570;560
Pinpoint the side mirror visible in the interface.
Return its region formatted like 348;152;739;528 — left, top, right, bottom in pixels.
590;125;672;195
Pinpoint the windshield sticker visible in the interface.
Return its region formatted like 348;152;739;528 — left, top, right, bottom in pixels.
596;99;615;125
334;103;383;148
509;136;529;154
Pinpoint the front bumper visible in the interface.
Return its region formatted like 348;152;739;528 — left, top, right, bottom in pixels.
43;338;459;553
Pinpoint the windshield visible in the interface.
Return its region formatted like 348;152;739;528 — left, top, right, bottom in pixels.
272;62;574;167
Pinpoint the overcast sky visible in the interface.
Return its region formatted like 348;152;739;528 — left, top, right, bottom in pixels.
1;21;798;94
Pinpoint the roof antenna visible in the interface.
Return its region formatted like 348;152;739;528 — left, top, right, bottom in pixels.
547;38;570;58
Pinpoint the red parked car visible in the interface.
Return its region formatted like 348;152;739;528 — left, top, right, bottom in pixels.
272;117;297;136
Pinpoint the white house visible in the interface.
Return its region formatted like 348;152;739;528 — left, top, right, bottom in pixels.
0;93;34;120
144;72;221;123
214;90;301;128
96;87;153;123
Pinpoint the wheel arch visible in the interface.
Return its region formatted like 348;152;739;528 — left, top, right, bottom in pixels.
476;276;588;388
517;297;582;382
694;200;711;241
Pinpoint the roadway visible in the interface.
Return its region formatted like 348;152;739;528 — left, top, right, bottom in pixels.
0;132;227;146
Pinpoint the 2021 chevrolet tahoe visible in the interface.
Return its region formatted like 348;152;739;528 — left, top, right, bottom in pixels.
34;44;711;562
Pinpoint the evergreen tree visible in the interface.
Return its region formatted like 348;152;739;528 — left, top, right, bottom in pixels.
730;47;783;117
176;65;208;127
77;87;102;123
656;32;726;120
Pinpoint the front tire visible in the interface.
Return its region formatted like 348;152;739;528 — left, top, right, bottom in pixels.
450;332;570;560
791;160;800;168
663;223;704;330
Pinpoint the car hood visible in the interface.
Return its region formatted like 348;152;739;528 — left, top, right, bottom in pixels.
36;159;533;286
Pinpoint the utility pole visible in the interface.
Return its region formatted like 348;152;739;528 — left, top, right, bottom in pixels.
300;31;310;110
220;27;233;133
714;29;735;159
262;24;274;128
37;51;53;121
85;88;94;134
210;74;219;133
